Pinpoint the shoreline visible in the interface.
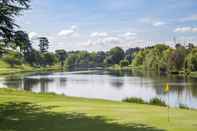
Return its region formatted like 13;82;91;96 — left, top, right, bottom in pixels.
0;66;62;75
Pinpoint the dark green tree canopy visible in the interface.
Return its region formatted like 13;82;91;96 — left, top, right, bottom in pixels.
0;0;30;42
14;30;31;54
108;47;124;64
39;37;49;53
55;49;67;67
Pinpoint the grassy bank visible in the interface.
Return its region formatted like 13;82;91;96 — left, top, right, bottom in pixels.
0;60;61;75
190;72;197;78
0;89;197;131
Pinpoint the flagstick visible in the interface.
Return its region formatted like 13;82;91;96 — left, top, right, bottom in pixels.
168;92;170;123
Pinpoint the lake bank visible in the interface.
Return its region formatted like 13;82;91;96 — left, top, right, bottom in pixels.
0;88;197;131
108;65;197;78
0;65;61;75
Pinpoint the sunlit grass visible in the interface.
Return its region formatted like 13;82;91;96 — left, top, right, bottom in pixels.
0;89;197;131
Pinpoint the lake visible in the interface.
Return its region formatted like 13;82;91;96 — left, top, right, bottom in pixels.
0;69;197;108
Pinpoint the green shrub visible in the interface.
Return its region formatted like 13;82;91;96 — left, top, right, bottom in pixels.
149;98;167;107
120;60;129;67
122;97;146;104
3;52;22;67
179;104;190;110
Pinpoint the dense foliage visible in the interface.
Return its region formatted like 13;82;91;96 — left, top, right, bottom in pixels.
0;0;30;42
132;43;197;74
0;0;197;75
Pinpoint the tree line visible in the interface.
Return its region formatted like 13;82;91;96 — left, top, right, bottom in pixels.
1;0;197;75
132;43;197;74
0;0;66;68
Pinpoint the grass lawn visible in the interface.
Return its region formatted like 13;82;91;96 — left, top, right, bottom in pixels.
0;89;197;131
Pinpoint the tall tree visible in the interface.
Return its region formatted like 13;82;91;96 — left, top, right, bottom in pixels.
39;37;49;53
14;30;32;54
169;44;187;71
0;0;30;43
55;49;67;68
108;47;124;65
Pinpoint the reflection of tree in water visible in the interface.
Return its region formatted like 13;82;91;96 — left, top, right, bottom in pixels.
188;78;197;97
23;78;40;91
40;78;54;93
59;77;67;87
148;74;196;105
110;79;124;89
141;72;187;96
2;76;23;89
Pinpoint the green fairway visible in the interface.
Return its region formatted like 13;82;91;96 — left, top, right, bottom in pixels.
0;89;197;131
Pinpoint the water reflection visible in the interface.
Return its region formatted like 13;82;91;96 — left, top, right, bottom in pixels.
110;78;124;89
0;70;197;108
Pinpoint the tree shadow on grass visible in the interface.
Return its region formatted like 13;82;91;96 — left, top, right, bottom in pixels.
0;102;165;131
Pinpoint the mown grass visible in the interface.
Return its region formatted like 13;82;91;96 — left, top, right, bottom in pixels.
0;89;197;131
0;62;61;75
0;58;62;75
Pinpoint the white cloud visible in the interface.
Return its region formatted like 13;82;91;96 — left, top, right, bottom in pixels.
103;37;121;44
83;32;146;51
85;36;120;46
174;27;197;33
152;21;166;27
28;32;38;39
58;25;79;37
123;32;136;37
120;32;137;40
139;18;166;27
90;32;109;37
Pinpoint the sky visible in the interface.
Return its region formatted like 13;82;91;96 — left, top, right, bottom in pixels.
16;0;197;51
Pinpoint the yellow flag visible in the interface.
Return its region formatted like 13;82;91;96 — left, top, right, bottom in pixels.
164;83;170;93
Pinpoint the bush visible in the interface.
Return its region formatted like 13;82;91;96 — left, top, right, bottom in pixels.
3;52;22;67
179;104;190;110
149;98;167;107
120;60;129;67
122;97;146;104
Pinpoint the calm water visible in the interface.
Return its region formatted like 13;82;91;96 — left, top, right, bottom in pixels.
0;70;197;108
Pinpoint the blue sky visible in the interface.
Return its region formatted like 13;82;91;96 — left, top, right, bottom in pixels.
17;0;197;51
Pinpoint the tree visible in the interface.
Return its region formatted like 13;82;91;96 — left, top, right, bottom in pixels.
185;48;197;72
14;30;32;54
43;52;57;66
3;51;22;67
187;43;195;51
143;44;170;72
120;60;129;67
132;50;146;67
26;49;43;66
66;54;79;67
55;49;67;68
95;51;105;65
169;45;187;71
125;48;140;63
39;37;49;53
0;0;30;43
0;40;6;56
106;47;124;65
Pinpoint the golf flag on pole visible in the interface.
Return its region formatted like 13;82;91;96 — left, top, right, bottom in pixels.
164;83;171;122
164;83;170;93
